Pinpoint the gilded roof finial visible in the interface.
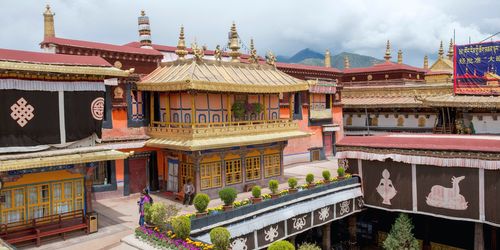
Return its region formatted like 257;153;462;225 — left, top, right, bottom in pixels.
175;25;188;60
228;22;241;63
324;49;331;67
397;49;403;64
384;40;392;62
43;4;55;39
191;42;204;61
344;55;350;69
424;55;429;70
266;51;276;66
438;40;444;59
141;10;146;17
214;45;222;62
249;38;258;64
447;39;454;60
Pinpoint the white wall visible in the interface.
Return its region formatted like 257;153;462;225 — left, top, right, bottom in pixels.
344;113;436;129
471;114;500;134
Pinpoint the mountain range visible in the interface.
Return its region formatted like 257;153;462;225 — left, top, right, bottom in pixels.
277;48;384;69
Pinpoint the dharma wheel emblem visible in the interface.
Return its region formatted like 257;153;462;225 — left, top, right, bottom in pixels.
91;97;105;120
10;97;35;127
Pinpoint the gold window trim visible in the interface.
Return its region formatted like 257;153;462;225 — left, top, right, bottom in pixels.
200;161;222;190
245;156;261;181
264;153;281;178
225;158;242;185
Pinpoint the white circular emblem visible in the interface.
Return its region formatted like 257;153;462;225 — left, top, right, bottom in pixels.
91;97;105;120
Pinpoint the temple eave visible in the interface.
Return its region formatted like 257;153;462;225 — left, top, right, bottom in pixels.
137;80;309;93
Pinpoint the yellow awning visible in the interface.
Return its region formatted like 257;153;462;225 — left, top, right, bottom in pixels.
146;130;310;151
0;150;130;171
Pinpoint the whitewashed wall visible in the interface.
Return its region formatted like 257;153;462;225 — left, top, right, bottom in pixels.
470;114;500;134
344;113;437;129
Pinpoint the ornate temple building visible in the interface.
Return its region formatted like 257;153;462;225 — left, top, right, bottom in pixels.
0;48;129;230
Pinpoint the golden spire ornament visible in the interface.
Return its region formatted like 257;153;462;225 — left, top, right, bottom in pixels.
214;45;222;62
447;39;454;60
43;4;55;39
228;22;241;63
249;38;258;64
266;51;276;66
175;26;188;60
384;40;392;62
438;40;444;59
324;49;331;67
397;49;403;64
424;55;429;70
344;55;350;69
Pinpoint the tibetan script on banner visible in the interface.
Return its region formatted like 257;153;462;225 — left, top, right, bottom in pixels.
454;41;500;95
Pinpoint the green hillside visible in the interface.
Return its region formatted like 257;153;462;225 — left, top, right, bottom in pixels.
279;49;384;69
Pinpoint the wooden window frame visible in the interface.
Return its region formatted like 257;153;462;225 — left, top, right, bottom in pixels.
245;156;261;181
179;163;195;191
264;154;281;178
1;187;26;223
225;159;242;185
200;162;222;190
27;184;50;220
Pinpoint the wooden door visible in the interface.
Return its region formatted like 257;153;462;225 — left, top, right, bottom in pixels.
166;158;179;192
129;158;148;194
324;132;333;156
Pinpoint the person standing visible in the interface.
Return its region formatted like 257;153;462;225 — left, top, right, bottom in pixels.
183;179;195;206
138;189;152;226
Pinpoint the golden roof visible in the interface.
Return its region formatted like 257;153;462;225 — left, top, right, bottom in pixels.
421;94;500;108
138;58;309;93
0;149;130;171
146;130;309;151
0;60;129;77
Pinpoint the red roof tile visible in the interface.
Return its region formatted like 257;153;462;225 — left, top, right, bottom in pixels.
337;134;500;153
343;61;426;74
0;48;112;67
276;62;342;74
42;37;163;56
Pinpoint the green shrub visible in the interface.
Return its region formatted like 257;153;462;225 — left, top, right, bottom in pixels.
288;177;298;189
268;240;295;250
210;227;231;250
383;213;419;250
252;185;262;198
337;167;345;177
218;187;238;206
268;179;279;194
298;242;321;250
193;193;210;213
305;173;314;184
144;202;179;230
232;101;246;119
172;216;191;239
322;170;331;181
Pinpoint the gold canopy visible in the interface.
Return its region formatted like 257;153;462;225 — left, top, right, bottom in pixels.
138;58;309;93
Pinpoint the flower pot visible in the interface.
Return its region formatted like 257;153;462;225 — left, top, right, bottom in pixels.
251;197;262;204
144;223;155;230
307;183;316;189
337;176;345;180
196;211;208;218
288;188;298;194
270;193;280;199
324;179;331;184
223;205;233;211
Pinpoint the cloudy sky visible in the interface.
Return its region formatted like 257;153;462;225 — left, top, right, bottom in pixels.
1;0;499;66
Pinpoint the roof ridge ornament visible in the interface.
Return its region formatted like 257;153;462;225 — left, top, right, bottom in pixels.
438;40;444;59
214;45;222;62
228;22;241;63
344;55;350;69
324;49;331;67
384;40;391;62
424;55;429;70
249;38;258;64
191;42;204;61
266;51;276;66
447;38;454;60
397;49;403;64
175;25;188;60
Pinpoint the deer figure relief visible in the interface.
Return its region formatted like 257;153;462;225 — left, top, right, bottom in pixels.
426;176;468;210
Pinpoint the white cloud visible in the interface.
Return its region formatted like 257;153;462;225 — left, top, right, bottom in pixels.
0;0;497;66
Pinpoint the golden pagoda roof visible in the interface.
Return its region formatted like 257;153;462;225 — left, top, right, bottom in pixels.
146;130;310;151
421;94;500;108
138;58;309;93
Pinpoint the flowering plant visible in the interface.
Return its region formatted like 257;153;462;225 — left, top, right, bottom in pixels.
135;226;213;250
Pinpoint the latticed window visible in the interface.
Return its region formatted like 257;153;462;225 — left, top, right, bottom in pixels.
27;184;50;220
1;188;25;223
52;182;74;214
245;156;261;181
200;162;222;190
225;159;242;185
131;90;145;121
264;154;281;178
180;163;195;190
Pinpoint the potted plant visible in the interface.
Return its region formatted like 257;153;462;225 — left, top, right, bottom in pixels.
268;240;295;250
306;173;315;189
219;187;237;211
288;177;298;194
322;170;331;184
210;227;231;250
268;179;280;199
337;166;345;180
193;193;210;218
251;185;262;204
231;101;246;120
